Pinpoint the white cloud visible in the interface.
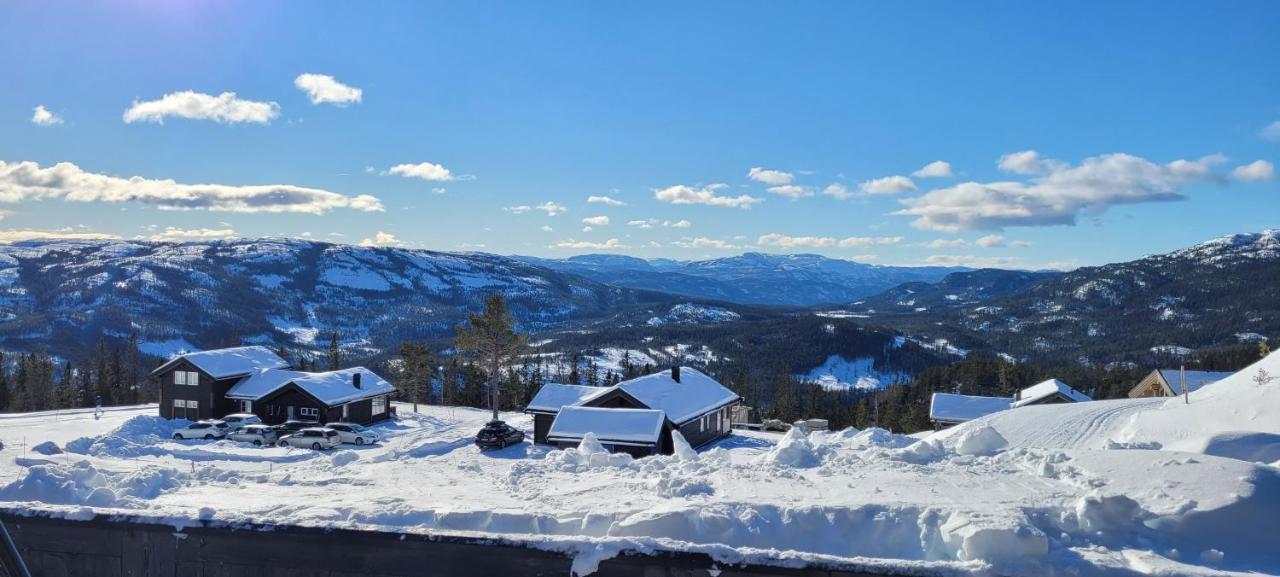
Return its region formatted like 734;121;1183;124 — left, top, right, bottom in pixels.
627;218;690;229
926;238;971;249
766;184;813;199
757;233;834;249
503;205;532;214
582;226;593;232
1260;121;1280;141
654;184;762;209
0;229;121;244
550;238;627;250
672;237;737;250
31;105;63;126
837;236;904;248
294;73;363;106
822;183;854;199
976;234;1005;248
536;201;567;216
848;254;880;261
582;215;609;226
895;152;1226;231
540;225;554;232
924;254;1023;268
359;231;400;247
1231;160;1276;182
123;91;280;124
912;161;952;178
859;175;917;195
147;227;235;242
747;167;794;186
388;162;454;182
0;160;383;214
996;150;1065;175
587;195;626;206
431;187;446;194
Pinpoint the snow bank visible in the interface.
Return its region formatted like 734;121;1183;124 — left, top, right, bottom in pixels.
953;425;1007;456
758;427;820;468
0;461;185;508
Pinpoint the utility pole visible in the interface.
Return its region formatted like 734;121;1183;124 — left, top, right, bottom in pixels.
1181;365;1188;404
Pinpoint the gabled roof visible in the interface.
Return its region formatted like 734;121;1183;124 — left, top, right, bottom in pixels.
1011;378;1091;408
929;392;1012;424
525;383;606;414
1156;369;1233;394
547;406;666;446
615;367;739;425
151;346;290;379
226;367;395;406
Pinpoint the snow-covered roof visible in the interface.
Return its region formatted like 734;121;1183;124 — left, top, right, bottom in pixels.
1156;369;1234;394
525;383;605;414
1012;379;1091;408
929;393;1012;424
226;367;395;406
547;406;666;446
153;345;290;379
616;368;739;425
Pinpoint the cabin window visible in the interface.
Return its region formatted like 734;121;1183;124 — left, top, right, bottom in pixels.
342;404;350;420
241;400;253;412
174;371;199;386
300;407;318;418
173;399;187;408
371;395;387;414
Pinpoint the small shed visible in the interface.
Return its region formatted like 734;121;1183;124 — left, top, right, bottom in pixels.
929;393;1013;429
1128;369;1233;398
525;383;607;444
546;406;667;458
1011;379;1091;408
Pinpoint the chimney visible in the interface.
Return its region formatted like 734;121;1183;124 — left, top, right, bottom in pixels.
671;366;681;383
353;372;362;389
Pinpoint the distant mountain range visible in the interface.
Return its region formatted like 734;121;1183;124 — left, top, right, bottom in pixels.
0;231;1274;369
844;231;1280;364
515;252;967;306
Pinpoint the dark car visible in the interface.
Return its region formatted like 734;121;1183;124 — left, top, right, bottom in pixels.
475;420;525;450
272;420;315;436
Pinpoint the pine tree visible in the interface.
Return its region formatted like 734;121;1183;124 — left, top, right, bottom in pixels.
328;331;341;371
454;294;529;422
0;351;9;411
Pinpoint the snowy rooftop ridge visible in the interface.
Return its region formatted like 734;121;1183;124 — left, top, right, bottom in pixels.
226;366;395;406
1155;369;1234;394
616;367;739;425
1011;378;1091;408
547;406;666;445
929;392;1013;423
151;345;290;380
525;383;605;414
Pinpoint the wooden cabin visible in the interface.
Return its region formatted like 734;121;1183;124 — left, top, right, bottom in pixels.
928;392;1012;429
153;346;395;425
1011;378;1091;408
527;366;740;456
524;383;607;445
1127;369;1233;398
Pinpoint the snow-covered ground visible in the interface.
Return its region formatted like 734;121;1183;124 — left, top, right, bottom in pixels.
795;355;906;390
3;355;1280;576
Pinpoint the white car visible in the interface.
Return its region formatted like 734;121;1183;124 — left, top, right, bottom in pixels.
221;413;263;427
277;427;341;450
226;424;278;446
325;422;380;445
173;420;230;440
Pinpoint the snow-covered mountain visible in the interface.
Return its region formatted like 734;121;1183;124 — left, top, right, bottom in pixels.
0;239;688;360
517;252;966;306
851;230;1280;363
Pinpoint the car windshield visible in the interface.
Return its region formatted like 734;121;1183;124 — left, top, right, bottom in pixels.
348;424;367;432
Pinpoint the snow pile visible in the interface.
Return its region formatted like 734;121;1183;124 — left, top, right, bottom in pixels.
953;424;1008;456
65;415;179;458
757;427;820;468
542;433;635;471
0;461;185;508
31;441;62;455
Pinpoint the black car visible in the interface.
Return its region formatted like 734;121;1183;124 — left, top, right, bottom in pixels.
475;420;525;450
272;420;316;435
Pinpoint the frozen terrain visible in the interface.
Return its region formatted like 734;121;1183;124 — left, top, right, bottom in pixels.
2;354;1280;576
795;355;907;390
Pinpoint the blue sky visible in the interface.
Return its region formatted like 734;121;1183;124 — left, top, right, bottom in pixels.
2;1;1278;268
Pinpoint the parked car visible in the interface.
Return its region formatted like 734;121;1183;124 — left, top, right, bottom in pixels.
272;420;315;436
325;422;380;445
221;413;263;427
226;424;278;446
173;420;230;440
475;420;524;450
277;427;341;450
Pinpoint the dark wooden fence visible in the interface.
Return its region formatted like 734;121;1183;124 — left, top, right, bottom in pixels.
0;510;903;577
